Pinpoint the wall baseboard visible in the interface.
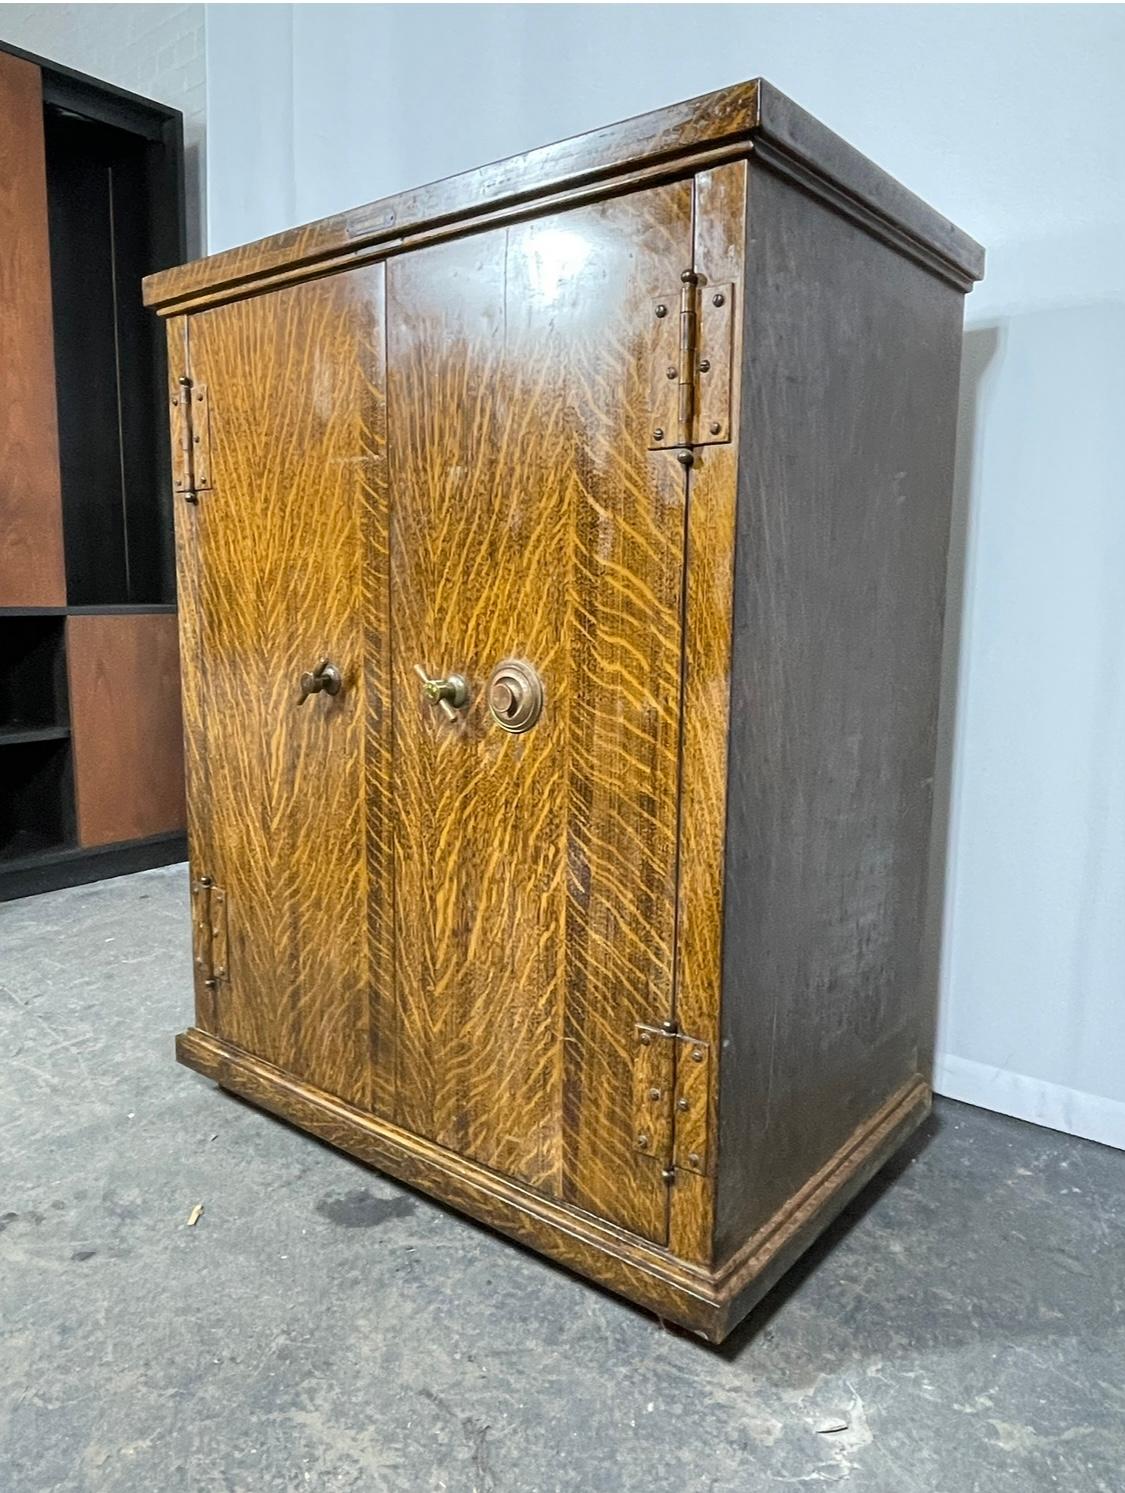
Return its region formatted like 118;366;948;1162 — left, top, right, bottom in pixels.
934;1054;1125;1152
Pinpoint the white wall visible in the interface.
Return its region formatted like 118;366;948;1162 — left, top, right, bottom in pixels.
0;3;206;254
203;4;1125;1148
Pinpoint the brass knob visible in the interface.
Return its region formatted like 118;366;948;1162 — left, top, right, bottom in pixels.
487;660;543;733
489;678;520;717
298;658;342;704
413;664;469;722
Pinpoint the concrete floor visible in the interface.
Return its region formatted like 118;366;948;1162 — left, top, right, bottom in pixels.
0;866;1122;1493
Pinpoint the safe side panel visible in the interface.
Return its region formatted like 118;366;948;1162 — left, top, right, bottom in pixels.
386;184;692;1242
716;164;966;1258
181;269;388;1112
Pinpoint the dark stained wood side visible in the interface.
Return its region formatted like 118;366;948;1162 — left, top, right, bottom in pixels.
754;80;984;283
0;51;66;607
715;160;967;1261
387;184;692;1244
182;269;390;1114
66;612;186;846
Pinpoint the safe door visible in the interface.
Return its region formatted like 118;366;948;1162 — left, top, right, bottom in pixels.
178;267;389;1114
386;184;693;1244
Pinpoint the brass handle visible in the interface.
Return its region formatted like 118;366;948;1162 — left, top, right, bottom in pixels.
413;664;469;722
298;658;343;704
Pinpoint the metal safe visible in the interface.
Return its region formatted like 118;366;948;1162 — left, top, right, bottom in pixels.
146;79;983;1341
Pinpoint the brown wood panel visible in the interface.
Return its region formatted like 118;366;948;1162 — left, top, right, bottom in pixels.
67;612;185;846
183;268;390;1113
387;183;693;1243
0;51;65;607
715;161;967;1261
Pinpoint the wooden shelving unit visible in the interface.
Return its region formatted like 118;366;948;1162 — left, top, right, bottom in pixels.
0;43;187;900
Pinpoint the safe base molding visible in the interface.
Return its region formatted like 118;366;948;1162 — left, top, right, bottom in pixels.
178;1028;931;1342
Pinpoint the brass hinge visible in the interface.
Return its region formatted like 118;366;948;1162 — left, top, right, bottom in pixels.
632;1023;711;1181
648;272;734;460
171;374;212;502
190;874;229;990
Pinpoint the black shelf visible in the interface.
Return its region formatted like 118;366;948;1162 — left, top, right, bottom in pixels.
0;44;186;901
0;827;73;864
0;604;178;618
45;101;178;607
0;831;187;900
0;616;69;731
0;737;75;862
0;724;71;747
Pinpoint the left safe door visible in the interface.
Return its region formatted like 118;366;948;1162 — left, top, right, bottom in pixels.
175;269;390;1111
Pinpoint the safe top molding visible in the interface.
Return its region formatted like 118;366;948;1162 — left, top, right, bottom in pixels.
144;77;984;315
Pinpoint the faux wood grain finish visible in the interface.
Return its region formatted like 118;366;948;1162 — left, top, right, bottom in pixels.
667;161;748;1266
180;271;390;1113
387;186;692;1243
0;51;66;608
66;612;185;846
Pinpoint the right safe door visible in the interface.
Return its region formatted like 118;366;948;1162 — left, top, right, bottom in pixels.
386;182;693;1244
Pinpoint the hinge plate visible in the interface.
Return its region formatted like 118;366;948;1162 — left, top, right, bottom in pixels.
694;284;733;446
647;279;734;452
633;1024;675;1161
171;378;212;496
190;875;211;980
647;296;682;454
190;874;229;989
672;1036;711;1175
632;1024;711;1176
209;885;229;983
